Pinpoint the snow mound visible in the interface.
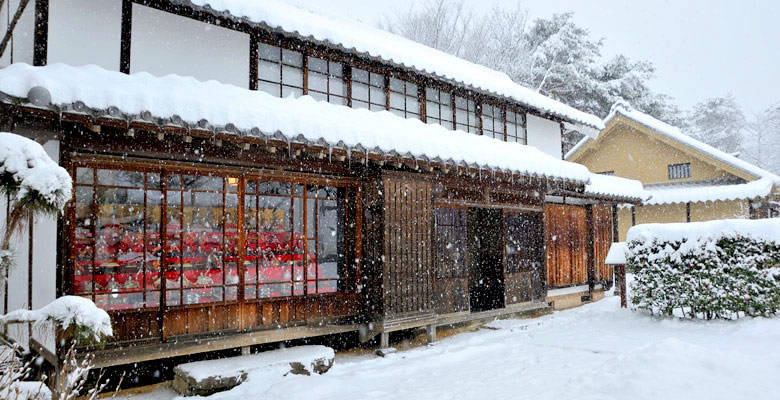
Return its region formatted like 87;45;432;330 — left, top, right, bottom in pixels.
0;132;71;212
177;345;335;383
626;218;780;246
0;63;592;184
0;296;112;340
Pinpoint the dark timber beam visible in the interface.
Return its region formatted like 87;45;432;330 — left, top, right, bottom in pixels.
0;0;31;60
33;0;47;66
120;0;132;73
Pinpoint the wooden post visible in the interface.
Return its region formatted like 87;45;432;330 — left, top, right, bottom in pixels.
617;264;627;308
379;332;389;348
425;324;437;344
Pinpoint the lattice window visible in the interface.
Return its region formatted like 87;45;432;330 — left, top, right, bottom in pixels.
257;42;304;98
668;163;691;179
425;87;454;130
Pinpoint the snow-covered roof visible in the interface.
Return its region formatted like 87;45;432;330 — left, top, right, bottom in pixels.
585;173;646;201
0;63;593;185
0;131;72;211
171;0;603;131
604;242;627;265
627;218;780;246
566;102;780;184
645;178;774;205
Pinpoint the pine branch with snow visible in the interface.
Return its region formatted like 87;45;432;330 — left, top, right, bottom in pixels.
0;132;72;276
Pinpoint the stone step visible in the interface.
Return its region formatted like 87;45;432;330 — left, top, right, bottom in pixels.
172;345;335;396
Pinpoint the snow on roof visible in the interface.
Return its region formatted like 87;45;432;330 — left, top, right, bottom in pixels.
0;63;592;184
626;218;780;246
0;132;72;211
173;0;603;131
585;173;646;201
604;242;627;265
567;102;780;184
645;178;774;205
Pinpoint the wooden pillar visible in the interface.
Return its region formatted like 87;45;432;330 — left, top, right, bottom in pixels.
426;324;437;344
617;265;627;308
585;205;595;292
380;332;389;348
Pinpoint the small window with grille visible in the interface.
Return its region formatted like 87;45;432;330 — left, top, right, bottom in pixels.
668;163;691;179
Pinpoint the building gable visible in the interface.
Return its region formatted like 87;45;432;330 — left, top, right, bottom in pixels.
571;116;758;184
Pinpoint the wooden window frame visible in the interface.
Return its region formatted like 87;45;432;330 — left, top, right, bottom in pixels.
350;66;387;111
454;94;480;134
388;76;421;120
505;108;527;144
433;206;468;279
306;54;348;106
256;38;305;98
424;86;454;130
480;102;505;140
66;157;361;313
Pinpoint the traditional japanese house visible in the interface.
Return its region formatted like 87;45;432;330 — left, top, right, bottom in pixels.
0;0;642;369
567;102;780;241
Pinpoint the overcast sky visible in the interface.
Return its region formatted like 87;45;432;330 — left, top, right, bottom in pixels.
292;0;779;116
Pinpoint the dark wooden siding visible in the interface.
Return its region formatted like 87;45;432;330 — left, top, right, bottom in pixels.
382;174;434;317
545;204;588;287
433;207;469;314
504;211;546;304
592;205;614;282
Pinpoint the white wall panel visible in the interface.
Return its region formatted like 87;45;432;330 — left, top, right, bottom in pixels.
527;114;563;159
1;140;59;351
47;0;122;70
0;0;36;67
131;5;250;88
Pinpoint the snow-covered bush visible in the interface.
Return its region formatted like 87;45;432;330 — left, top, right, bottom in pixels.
0;296;112;345
0;132;72;274
626;219;780;319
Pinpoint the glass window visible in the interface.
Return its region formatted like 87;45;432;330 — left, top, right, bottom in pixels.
388;77;420;120
351;68;386;111
504;212;544;276
257;42;304;99
434;208;467;279
425;87;454;130
455;96;479;134
72;165;358;313
243;180;351;298
481;104;504;140
506;110;527;144
73;169;161;310
306;56;347;106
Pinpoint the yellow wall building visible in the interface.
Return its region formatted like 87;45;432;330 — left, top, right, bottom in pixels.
567;103;780;241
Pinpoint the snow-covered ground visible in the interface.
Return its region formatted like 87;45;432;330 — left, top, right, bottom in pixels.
128;293;780;400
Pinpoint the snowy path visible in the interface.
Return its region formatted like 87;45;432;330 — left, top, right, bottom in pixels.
129;296;780;400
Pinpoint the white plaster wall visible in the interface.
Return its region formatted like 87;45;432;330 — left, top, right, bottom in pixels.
131;4;250;88
47;0;122;70
0;0;36;67
526;114;563;159
1;140;59;352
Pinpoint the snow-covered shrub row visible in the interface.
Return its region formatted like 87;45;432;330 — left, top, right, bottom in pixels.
626;219;780;319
